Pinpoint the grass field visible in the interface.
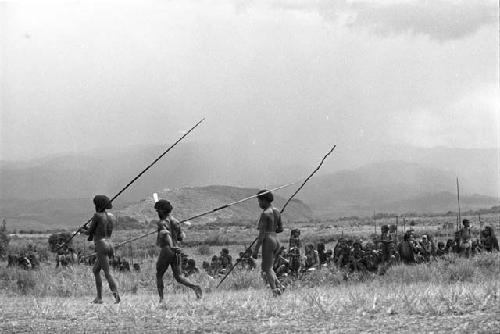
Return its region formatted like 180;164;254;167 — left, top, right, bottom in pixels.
1;252;499;333
2;214;499;333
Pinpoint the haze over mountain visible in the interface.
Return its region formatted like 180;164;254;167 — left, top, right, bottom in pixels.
292;161;499;217
119;185;313;226
0;143;498;229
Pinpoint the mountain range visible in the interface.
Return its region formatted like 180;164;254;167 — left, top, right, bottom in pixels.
1;143;498;229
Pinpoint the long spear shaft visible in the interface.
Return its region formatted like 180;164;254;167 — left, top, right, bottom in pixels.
217;145;337;288
456;177;461;231
60;118;205;249
93;181;300;253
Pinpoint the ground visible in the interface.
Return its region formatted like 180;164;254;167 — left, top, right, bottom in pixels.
1;290;499;333
2;216;499;333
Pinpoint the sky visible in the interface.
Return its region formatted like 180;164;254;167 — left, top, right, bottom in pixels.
1;0;499;162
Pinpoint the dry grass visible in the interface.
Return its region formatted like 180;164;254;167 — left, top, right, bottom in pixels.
1;253;499;333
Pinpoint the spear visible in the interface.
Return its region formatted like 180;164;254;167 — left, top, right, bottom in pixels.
58;118;205;250
80;181;300;260
395;216;399;243
217;145;337;288
456;177;461;231
109;181;300;251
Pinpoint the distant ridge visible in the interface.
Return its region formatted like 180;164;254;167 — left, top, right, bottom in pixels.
0;185;314;230
293;161;499;217
118;185;313;225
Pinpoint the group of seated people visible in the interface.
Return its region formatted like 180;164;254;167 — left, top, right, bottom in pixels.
200;248;249;277
187;222;499;279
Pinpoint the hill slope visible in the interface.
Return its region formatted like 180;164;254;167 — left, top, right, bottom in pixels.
118;185;313;226
292;161;499;217
0;185;313;230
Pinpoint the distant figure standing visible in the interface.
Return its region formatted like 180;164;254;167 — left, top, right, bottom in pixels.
252;190;283;296
458;219;472;258
154;199;202;303
289;229;302;251
79;195;120;304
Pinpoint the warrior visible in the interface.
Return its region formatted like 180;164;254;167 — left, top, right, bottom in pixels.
154;199;202;303
480;226;499;252
289;229;302;250
219;248;233;269
79;195;120;304
436;241;446;256
419;235;432;262
317;243;329;266
252;190;283;296
398;231;416;264
304;244;320;271
184;259;200;277
458;219;472;258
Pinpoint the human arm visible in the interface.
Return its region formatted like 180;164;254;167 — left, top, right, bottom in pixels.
79;214;97;236
160;230;174;248
253;212;270;258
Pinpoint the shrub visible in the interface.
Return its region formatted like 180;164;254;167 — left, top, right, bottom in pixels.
204;232;230;246
16;271;36;295
197;244;212;255
48;232;72;252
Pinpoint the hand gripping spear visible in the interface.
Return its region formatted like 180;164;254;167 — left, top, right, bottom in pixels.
216;144;337;288
57;118;205;250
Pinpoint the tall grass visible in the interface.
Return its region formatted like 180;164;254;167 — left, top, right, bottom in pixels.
1;253;498;299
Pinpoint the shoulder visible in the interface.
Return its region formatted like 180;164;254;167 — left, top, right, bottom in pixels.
169;216;180;225
261;208;274;218
106;213;116;222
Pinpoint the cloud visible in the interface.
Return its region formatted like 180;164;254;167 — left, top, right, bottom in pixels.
391;84;500;148
268;0;498;42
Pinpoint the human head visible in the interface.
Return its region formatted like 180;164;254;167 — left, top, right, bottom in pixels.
462;219;470;227
93;195;112;212
381;225;389;233
221;248;229;255
291;229;301;238
257;189;273;209
154;199;173;219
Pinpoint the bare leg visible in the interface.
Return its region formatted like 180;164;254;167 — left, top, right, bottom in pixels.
92;261;103;303
156;256;168;303
172;263;202;299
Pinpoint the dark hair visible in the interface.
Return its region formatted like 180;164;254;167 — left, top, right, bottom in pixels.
93;195;112;211
154;199;173;213
257;190;273;203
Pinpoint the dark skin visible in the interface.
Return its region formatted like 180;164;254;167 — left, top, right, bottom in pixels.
252;198;270;258
252;197;281;294
79;204;120;304
155;207;202;303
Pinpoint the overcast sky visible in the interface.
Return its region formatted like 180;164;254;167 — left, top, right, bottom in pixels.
1;0;498;162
